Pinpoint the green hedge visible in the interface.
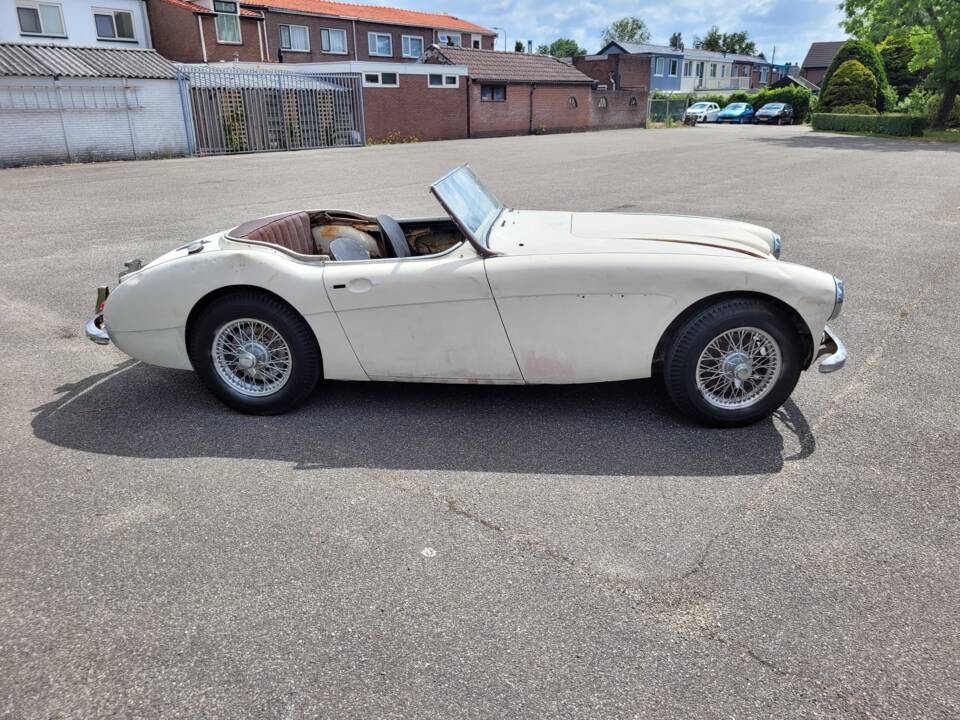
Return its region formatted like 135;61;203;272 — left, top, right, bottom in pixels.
676;86;814;121
812;113;926;137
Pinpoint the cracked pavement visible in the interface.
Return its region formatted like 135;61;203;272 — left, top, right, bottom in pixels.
1;125;958;718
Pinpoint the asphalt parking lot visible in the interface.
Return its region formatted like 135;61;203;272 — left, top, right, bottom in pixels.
2;123;959;718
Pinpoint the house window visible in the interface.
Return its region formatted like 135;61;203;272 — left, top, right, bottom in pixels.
438;32;462;47
480;84;506;102
279;24;309;52
597;96;608;108
16;2;65;37
696;61;704;77
428;74;459;88
669;58;678;76
363;72;399;87
683;61;691;77
93;9;135;41
629;96;638;108
654;57;664;76
213;0;240;44
710;63;717;78
472;34;481;49
320;28;347;54
368;32;392;56
568;96;578;109
760;66;769;83
401;35;423;58
721;65;726;77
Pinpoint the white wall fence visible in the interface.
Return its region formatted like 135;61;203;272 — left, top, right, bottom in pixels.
0;76;189;167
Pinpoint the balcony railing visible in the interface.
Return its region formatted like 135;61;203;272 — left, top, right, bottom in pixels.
694;76;752;91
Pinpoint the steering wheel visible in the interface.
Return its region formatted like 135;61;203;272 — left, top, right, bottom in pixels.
377;214;411;258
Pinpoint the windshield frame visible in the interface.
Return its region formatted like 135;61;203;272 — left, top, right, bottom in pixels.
430;165;504;257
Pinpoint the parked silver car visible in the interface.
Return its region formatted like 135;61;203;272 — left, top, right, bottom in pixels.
684;101;721;123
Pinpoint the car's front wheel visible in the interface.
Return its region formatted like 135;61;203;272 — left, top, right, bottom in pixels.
663;299;803;427
188;291;321;415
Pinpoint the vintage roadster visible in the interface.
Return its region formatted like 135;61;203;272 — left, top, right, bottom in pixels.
86;165;845;427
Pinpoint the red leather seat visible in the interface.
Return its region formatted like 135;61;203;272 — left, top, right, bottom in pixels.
230;212;316;255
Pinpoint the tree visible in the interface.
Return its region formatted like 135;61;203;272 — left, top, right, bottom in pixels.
601;16;651;46
879;33;925;98
820;60;880;109
514;40;525;53
692;26;758;55
841;0;959;128
537;38;586;58
818;39;890;111
669;32;683;50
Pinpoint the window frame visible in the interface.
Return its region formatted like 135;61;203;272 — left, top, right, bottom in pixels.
92;8;136;42
654;57;665;76
401;34;424;58
760;66;769;83
279;23;310;52
368;31;393;57
363;72;399;88
709;63;717;78
669;58;679;77
428;73;460;89
320;27;348;55
683;60;691;77
438;32;462;47
16;2;66;38
213;0;241;45
480;84;506;102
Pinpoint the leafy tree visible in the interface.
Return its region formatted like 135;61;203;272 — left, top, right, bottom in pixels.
841;0;959;128
879;33;925;97
820;60;880;110
537;38;586;58
601;16;651;46
819;39;890;111
693;26;758;55
669;32;683;49
514;40;525;53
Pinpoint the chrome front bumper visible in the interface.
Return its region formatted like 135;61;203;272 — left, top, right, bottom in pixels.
816;325;846;373
85;313;110;345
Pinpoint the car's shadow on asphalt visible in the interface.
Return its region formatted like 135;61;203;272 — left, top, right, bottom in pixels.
31;361;815;477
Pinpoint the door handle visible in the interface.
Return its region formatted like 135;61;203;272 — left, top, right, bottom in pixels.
346;278;374;293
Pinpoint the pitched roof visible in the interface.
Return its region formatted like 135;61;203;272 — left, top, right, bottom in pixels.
603;41;683;57
158;0;263;18
802;41;846;69
0;42;177;79
428;46;594;84
247;0;493;33
601;40;774;66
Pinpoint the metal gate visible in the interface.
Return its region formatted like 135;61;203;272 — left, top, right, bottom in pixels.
177;66;364;156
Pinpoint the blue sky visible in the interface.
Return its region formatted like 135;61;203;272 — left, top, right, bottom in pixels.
411;0;847;65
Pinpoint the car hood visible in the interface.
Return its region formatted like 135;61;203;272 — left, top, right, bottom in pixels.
489;210;777;258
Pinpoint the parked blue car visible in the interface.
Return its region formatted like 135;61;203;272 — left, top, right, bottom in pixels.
717;103;757;124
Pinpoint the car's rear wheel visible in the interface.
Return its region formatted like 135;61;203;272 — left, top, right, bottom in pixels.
189;291;321;415
663;299;802;427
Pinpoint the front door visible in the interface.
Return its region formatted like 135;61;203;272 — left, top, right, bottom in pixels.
323;249;522;382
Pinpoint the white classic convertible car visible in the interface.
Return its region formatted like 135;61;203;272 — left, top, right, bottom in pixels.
86;166;845;426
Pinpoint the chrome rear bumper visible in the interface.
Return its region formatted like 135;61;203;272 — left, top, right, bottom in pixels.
85;313;110;345
817;325;846;373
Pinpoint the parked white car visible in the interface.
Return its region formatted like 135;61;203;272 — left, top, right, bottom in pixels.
86;166;845;427
684;101;721;123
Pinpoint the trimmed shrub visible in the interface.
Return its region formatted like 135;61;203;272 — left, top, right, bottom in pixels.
748;86;813;121
812;113;926;137
879;34;925;99
833;103;878;115
820;60;878;112
926;95;960;129
820;39;890;112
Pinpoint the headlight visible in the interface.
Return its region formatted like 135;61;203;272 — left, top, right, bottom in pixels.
831;276;844;319
771;233;782;259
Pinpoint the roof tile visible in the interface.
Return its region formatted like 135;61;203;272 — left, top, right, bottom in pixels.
429;46;593;84
250;0;492;34
802;41;846;70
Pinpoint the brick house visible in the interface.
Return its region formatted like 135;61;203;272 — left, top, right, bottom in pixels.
146;0;495;65
424;46;647;138
800;41;845;88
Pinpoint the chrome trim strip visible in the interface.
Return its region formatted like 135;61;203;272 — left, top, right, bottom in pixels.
817;325;846;373
85;314;110;345
831;276;844;319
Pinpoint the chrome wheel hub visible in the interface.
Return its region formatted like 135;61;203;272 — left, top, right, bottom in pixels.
696;327;782;409
212;319;292;397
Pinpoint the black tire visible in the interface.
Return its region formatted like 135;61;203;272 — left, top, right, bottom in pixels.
188;291;321;415
663;298;803;427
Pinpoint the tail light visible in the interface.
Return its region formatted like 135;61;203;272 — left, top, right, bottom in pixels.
96;286;110;314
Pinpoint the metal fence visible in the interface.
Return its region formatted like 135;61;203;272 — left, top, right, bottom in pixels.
647;96;690;125
176;66;365;156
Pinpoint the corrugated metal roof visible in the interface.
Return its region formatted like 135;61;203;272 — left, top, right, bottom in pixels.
428;46;593;85
0;43;177;79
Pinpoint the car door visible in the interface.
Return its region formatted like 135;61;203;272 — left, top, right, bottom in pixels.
323;246;523;382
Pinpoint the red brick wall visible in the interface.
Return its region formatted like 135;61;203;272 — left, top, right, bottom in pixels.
615;55;651;90
363;73;468;142
266;14;435;63
573;55;618;87
801;67;826;87
148;3;264;63
467;82;533;137
588;89;648;129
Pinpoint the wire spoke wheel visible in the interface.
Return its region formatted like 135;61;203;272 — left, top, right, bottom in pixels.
212;318;292;397
695;326;782;409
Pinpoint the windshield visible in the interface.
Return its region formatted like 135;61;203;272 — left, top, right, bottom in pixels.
431;165;503;252
762;103;784;110
726;103;746;110
689;103;708;110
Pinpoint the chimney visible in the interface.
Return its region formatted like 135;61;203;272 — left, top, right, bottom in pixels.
527;40;533;54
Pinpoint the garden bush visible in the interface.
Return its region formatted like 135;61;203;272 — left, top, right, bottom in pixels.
678;86;813;121
820;60;879;112
819;39;890;112
812;113;926;136
833;103;878;115
926;95;960;129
